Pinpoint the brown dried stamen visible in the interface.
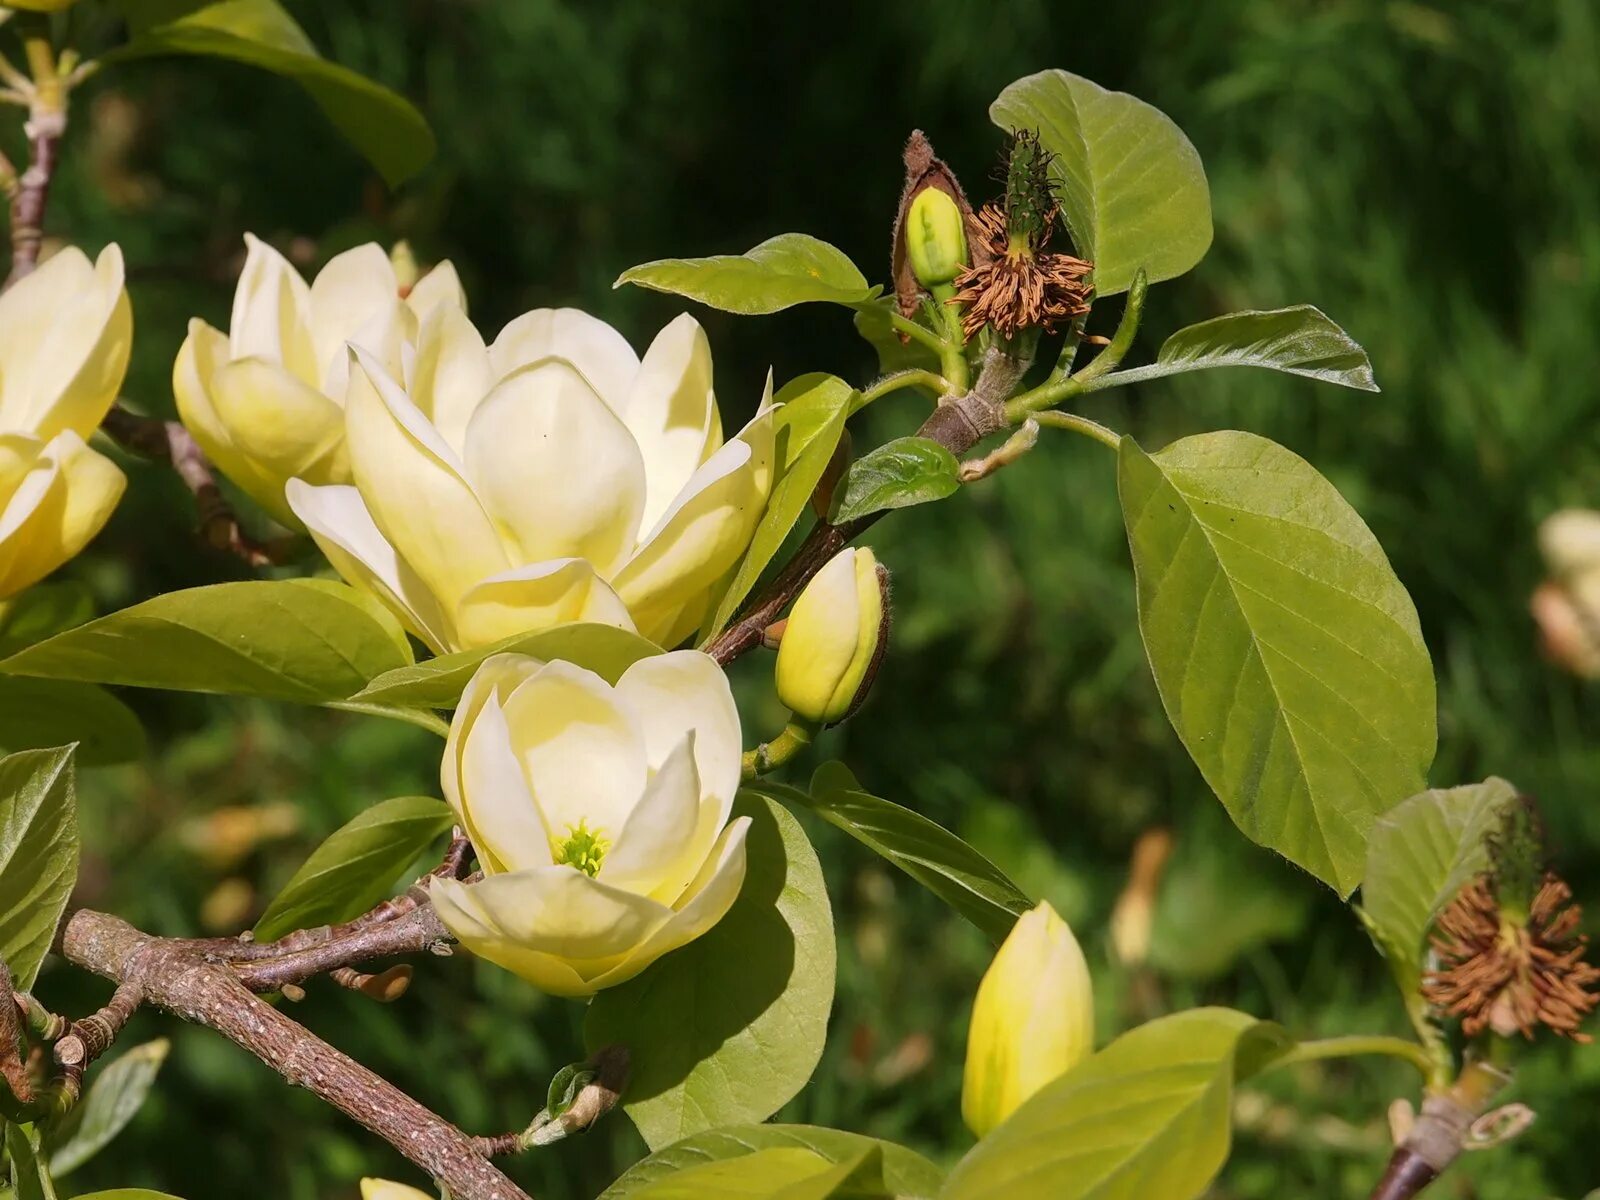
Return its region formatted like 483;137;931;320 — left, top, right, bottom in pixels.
950;204;1092;339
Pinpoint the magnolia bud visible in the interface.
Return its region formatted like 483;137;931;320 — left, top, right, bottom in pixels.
774;548;890;726
360;1181;434;1200
905;187;969;289
962;901;1094;1138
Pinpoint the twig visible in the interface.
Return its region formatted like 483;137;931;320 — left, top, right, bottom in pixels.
4;101;60;287
1367;1059;1512;1200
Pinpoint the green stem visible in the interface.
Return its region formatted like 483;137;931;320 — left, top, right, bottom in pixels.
1049;313;1090;381
887;311;949;357
856;369;952;410
1072;268;1147;385
1268;1035;1435;1080
741;718;815;780
1032;409;1121;451
1004;374;1082;422
930;286;970;393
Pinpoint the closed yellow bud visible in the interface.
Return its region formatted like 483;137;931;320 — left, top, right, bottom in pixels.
962;901;1095;1138
360;1180;434;1200
906;187;969;288
774;547;889;726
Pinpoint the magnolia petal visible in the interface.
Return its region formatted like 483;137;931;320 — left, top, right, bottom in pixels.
321;296;410;401
458;692;553;873
441;653;546;824
624;314;721;534
499;660;648;843
429;875;594;996
307;242;401;378
405;259;466;320
230;234;319;386
434;865;669;963
343;347;509;618
589;816;751;992
455;558;635;649
614;650;741;815
597;736;703;901
210;357;347;485
0;432;124;600
489;308;638;415
285;480;453;653
409;304;493;457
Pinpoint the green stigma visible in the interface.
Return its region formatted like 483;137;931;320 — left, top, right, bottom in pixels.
552;820;609;877
1003;128;1056;248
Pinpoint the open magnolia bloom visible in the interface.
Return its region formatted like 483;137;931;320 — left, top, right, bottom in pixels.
0;244;132;600
429;651;749;997
286;310;775;651
174;235;464;527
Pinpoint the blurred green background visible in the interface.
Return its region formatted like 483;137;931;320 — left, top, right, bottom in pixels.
19;0;1600;1196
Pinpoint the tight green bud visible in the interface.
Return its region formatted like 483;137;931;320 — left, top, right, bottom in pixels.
905;187;969;289
774;547;890;726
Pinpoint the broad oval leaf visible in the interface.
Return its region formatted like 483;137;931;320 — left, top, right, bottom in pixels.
944;1009;1290;1200
69;1193;186;1199
0;746;78;989
752;766;1030;944
350;622;659;710
48;1039;170;1177
991;70;1211;296
108;0;434;186
0;679;145;766
1085;306;1378;394
832;437;959;524
610;1148;835;1200
252;795;453;942
1360;779;1519;1001
601;1125;943;1200
0;580;414;704
617;234;875;315
1118;432;1435;895
585;795;835;1150
704;375;856;639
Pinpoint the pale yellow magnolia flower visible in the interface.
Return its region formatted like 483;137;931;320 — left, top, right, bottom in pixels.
429;650;749;997
0;245;132;601
961;900;1095;1138
174;235;464;527
774;546;889;725
286;311;775;652
360;1180;435;1200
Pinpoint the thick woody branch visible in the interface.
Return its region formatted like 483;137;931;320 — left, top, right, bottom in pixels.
60;909;530;1200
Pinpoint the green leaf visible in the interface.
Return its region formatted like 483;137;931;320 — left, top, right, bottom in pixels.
613;1148;836;1200
66;1193;186;1199
990;70;1212;296
704;375;855;639
617;234;876;315
0;580;414;705
0;679;144;766
771;1147;884;1200
600;1125;943;1200
832;437;960;524
1118;431;1435;895
752;766;1030;944
252;795;453;942
0;747;78;989
6;1122;57;1200
1360;779;1519;1001
585;795;835;1151
1087;307;1378;393
107;0;434;186
0;583;95;656
47;1040;169;1177
852;299;941;378
349;622;659;710
943;1009;1290;1200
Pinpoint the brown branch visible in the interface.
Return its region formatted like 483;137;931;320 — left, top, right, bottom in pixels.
61;909;531;1200
1368;1060;1511;1200
4;105;61;287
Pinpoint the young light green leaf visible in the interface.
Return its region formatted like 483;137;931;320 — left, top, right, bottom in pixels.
943;1009;1290;1200
753;767;1030;944
600;1125;943;1200
0;679;145;766
1119;432;1435;895
585;795;835;1151
47;1040;170;1177
704;375;856;639
107;0;434;186
0;747;78;989
612;1148;834;1200
617;234;876;314
0;582;95;656
252;795;454;942
0;580;414;705
990;70;1211;296
1361;779;1519;1000
350;622;659;710
64;1193;186;1199
1084;306;1378;393
771;1147;884;1200
832;437;960;524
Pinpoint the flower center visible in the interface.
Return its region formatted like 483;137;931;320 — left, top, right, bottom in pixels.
552;820;609;877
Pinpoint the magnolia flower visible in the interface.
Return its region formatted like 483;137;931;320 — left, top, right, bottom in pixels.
429;650;749;997
174;235;464;526
774;547;890;725
286;310;775;652
0;245;132;601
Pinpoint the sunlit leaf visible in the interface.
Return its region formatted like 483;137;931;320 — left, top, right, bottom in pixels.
0;746;78;989
0;679;144;766
832;437;960;524
617;234;876;314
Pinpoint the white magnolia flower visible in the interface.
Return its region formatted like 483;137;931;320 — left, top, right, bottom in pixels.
174;235;464;526
286;309;774;651
429;651;749;997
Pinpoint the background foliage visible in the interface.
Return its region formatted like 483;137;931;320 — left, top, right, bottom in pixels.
25;0;1600;1196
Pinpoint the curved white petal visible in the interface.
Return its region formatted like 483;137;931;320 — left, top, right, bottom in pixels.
458;692;553;873
0;432;124;601
405;259;466;320
597;736;702;900
623;314;720;534
440;653;546;824
321;296;409;401
614;650;741;818
230;234;318;386
285;480;453;653
489;308;638;415
435;866;669;962
409;304;492;458
455;558;635;649
307;242;400;377
428;875;593;996
210;357;347;483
